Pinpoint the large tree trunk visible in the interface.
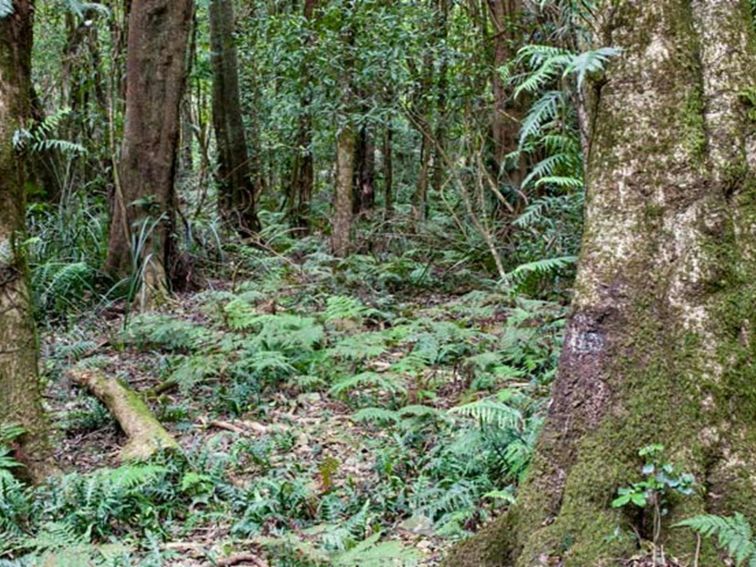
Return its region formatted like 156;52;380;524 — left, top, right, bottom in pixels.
209;0;260;237
105;0;193;308
0;0;55;482
445;1;756;566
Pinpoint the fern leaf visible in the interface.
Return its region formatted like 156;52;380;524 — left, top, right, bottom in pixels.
564;46;622;88
0;0;13;18
676;513;756;566
450;399;522;430
352;407;400;425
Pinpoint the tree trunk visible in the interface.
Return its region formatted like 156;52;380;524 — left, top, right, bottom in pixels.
414;133;431;221
444;1;756;566
0;0;55;482
412;45;434;222
105;0;194;308
332;125;356;257
432;0;449;197
383;120;394;216
354;123;375;214
209;0;260;237
488;0;525;193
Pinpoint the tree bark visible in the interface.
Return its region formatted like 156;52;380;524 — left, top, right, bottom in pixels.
383;120;394;216
354;123;375;214
412;49;434;223
105;0;194;308
0;0;55;482
444;1;756;565
414;131;431;221
488;0;526;193
432;0;449;198
210;0;260;237
332;124;356;257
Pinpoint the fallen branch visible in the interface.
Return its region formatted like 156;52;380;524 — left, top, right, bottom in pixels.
214;553;266;567
69;369;180;461
145;377;179;398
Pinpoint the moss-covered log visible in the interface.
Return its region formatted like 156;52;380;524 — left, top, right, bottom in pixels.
444;1;756;565
71;370;179;461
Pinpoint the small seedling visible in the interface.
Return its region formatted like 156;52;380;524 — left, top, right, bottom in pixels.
612;444;695;546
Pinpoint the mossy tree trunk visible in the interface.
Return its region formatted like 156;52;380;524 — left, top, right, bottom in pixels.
210;0;260;238
0;0;55;482
105;0;194;308
445;1;756;565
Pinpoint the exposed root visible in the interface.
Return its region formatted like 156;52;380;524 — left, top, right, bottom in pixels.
69;369;179;461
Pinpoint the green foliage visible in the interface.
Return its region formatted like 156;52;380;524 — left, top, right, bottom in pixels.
450;398;522;430
504;255;578;292
611;445;695;510
20;4;589;559
26;193;108;321
330;371;407;402
612;445;695;547
123;314;212;351
675;513;756;567
0;0;13;18
13;108;86;157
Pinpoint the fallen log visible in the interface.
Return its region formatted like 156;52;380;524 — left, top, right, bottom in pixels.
69;369;180;461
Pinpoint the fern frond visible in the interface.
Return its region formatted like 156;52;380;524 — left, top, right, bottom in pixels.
330;372;407;399
676;514;756;566
504;256;578;287
564;46;622;88
450;399;522;430
0;0;13;18
518;90;562;147
352;407;400;425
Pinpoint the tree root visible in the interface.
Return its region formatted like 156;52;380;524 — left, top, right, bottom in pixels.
69;369;180;461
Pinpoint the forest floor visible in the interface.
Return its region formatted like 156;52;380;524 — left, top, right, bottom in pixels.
36;246;565;566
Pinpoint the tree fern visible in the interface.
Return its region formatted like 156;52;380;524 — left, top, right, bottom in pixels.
675;513;756;567
518;90;562;147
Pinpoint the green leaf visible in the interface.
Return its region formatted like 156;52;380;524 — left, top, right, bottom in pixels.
0;0;13;18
